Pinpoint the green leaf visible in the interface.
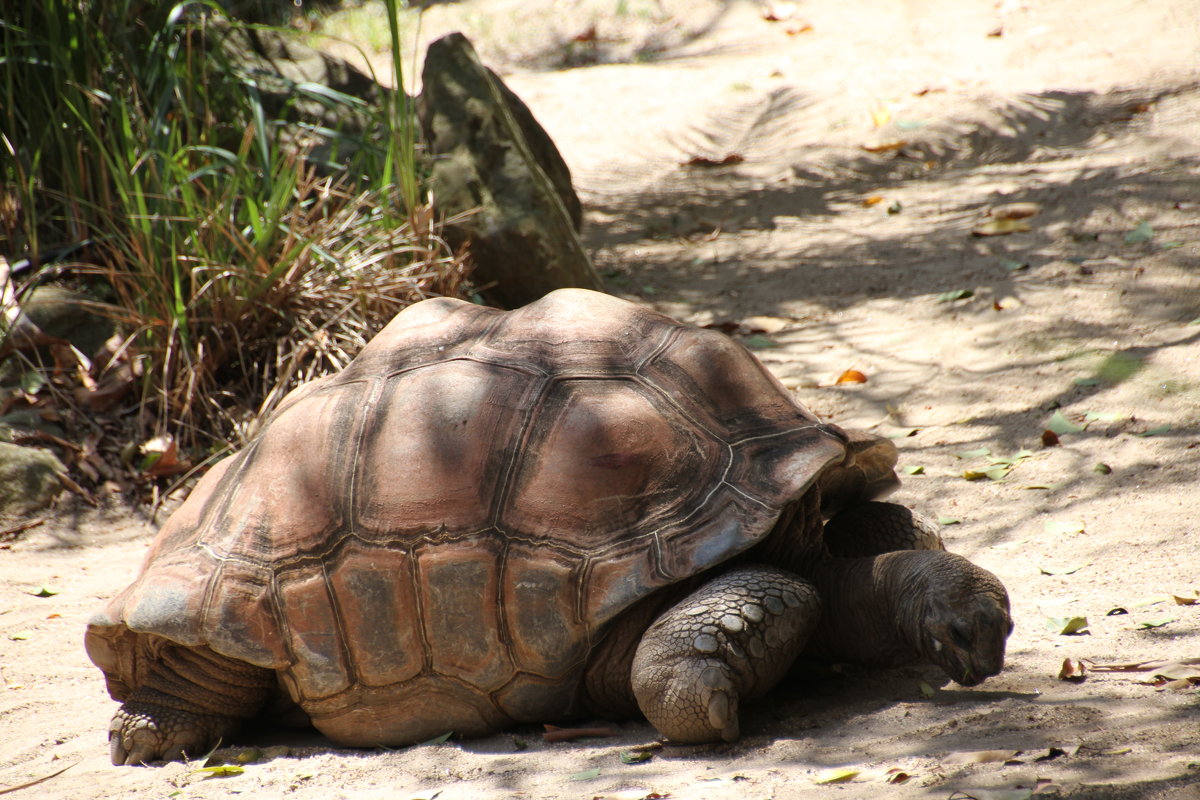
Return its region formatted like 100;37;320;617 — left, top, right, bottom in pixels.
1096;352;1144;383
814;767;860;784
1124;221;1154;244
1160;241;1184;249
999;258;1029;271
937;289;974;302
742;334;777;350
1044;519;1085;535
9;630;33;641
19;371;45;395
964;465;1010;481
1074;377;1102;386
902;465;925;475
1047;410;1083;435
620;750;654;764
28;586;60;598
420;731;453;745
1045;615;1089;635
1138;617;1175;629
956;446;992;458
1093;462;1113;474
1136;424;1171;437
1040;564;1087;576
918;681;935;698
938;516;962;526
191;765;245;778
568;767;601;782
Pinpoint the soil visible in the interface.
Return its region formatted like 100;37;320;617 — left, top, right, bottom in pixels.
3;1;1199;798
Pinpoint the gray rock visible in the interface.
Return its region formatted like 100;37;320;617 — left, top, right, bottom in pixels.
0;442;64;515
418;33;604;308
0;286;115;362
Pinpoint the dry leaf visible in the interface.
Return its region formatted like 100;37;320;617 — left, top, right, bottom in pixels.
835;369;868;384
1058;658;1087;682
814;767;859;784
682;154;745;167
990;202;1041;220
862;195;886;207
944;749;1021;765
1041;429;1060;447
972;218;1033;236
861;140;907;153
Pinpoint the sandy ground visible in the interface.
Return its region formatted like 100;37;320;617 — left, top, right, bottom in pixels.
3;1;1200;798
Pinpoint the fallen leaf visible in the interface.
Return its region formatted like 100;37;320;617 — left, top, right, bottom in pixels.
1172;593;1199;606
1041;429;1060;447
814;767;860;784
9;630;33;641
861;140;907;153
835;369;868;384
963;465;1011;481
1045;615;1089;635
990;202;1041;220
885;768;911;784
620;749;654;764
1093;462;1113;474
1046;410;1083;435
568;767;601;782
1044;519;1085;535
903;465;925;475
870;106;892;127
742;334;777;350
919;681;936;698
1136;424;1171;437
1138;617;1175;629
973;218;1032;236
191;765;245;778
682;153;745;167
785;21;814;35
886;200;903;215
1124;221;1154;244
1000;258;1030;271
862;195;885;207
944;749;1021;765
938;516;962;526
937;288;974;302
28;586;60;597
1058;658;1087;682
420;731;453;745
956;446;993;458
1040;564;1087;575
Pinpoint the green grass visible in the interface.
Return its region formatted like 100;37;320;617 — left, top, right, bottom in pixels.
1;0;463;461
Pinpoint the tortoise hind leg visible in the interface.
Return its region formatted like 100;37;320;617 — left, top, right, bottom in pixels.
108;641;274;765
823;501;944;557
630;566;820;743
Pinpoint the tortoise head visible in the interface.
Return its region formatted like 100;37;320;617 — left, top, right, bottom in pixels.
908;554;1013;686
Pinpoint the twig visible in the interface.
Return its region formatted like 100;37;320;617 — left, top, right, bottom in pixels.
542;724;620;743
0;516;47;541
0;759;81;795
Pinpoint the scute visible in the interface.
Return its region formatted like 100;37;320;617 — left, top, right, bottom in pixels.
88;288;850;739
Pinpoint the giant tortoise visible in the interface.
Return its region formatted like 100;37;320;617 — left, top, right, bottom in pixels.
87;288;1012;765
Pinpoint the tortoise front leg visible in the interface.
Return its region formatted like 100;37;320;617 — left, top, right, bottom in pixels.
108;642;274;765
630;566;820;743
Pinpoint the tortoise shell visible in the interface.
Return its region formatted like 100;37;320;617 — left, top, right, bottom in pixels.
87;288;849;744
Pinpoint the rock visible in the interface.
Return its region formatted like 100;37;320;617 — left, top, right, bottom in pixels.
0;286;115;362
0;442;64;515
418;33;604;308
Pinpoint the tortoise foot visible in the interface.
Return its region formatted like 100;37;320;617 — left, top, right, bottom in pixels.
631;566;820;743
109;691;240;766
